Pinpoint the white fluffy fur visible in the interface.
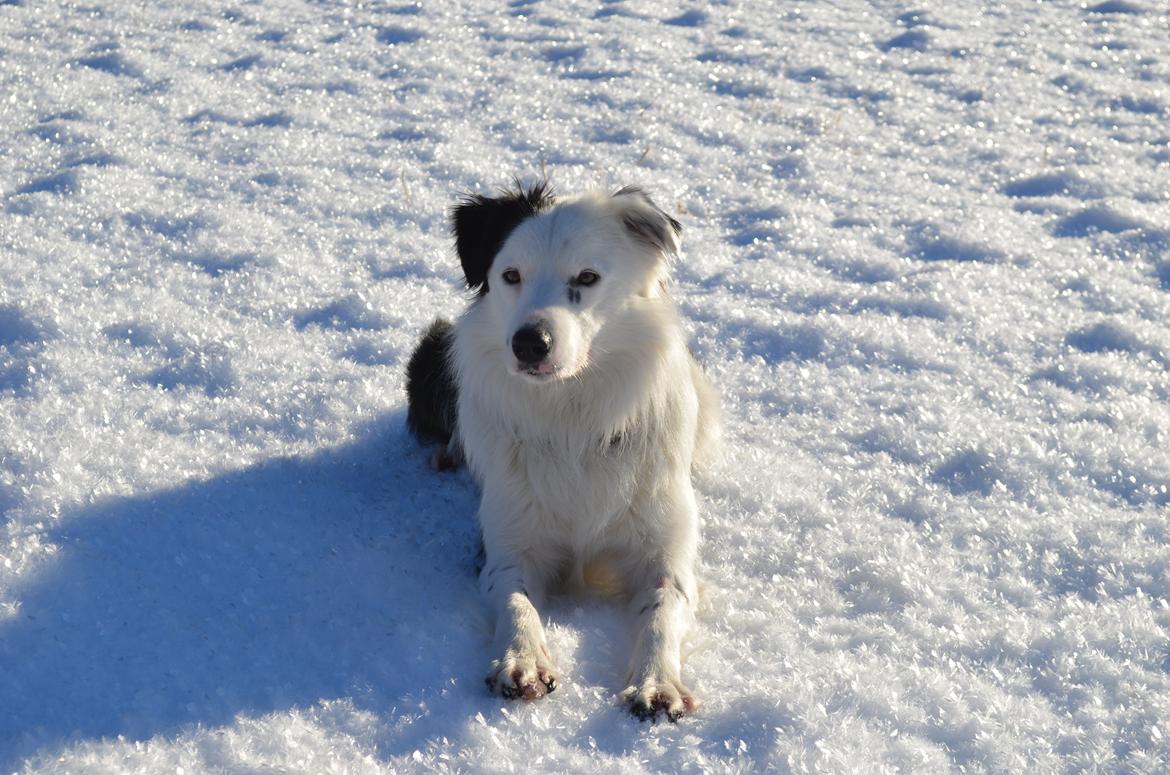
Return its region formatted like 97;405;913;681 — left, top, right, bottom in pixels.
451;190;719;718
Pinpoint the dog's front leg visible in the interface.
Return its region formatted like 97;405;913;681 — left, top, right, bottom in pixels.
621;489;701;721
622;564;699;721
480;547;558;701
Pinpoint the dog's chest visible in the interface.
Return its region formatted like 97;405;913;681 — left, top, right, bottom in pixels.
511;432;639;525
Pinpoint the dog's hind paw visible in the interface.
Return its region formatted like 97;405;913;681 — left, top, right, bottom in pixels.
485;649;559;701
621;678;698;722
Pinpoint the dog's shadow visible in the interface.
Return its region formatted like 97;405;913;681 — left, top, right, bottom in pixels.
0;413;487;768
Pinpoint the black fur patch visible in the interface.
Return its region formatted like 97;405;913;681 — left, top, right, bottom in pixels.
613;185;682;255
405;318;458;444
451;180;555;296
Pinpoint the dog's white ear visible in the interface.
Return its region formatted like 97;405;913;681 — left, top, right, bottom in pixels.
451;181;554;295
612;186;682;258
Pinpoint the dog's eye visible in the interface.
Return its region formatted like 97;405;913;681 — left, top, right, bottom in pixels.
574;270;600;287
502;268;521;285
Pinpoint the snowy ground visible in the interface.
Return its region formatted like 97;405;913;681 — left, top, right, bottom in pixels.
2;0;1169;771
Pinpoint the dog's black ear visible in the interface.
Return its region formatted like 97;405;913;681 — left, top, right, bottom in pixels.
451;181;554;295
613;185;682;257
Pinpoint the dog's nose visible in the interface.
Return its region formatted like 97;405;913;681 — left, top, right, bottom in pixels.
512;324;553;364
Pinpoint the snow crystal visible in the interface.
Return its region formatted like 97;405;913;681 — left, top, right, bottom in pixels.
2;0;1169;772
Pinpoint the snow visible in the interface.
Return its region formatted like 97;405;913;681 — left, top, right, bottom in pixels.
2;0;1169;771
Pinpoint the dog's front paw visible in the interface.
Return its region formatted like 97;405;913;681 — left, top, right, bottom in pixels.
485;646;559;701
621;677;698;722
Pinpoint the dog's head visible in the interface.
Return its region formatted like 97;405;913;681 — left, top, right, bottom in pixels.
452;183;681;382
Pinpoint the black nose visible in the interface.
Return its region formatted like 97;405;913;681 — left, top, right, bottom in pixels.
511;324;553;364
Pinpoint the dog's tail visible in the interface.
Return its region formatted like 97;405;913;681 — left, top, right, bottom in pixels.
406;318;462;469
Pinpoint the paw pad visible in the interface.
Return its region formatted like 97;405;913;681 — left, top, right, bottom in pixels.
485;654;560;702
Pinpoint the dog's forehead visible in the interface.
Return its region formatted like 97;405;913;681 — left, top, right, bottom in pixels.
503;199;614;265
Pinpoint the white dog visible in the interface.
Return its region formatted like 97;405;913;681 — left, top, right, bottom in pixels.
406;182;718;721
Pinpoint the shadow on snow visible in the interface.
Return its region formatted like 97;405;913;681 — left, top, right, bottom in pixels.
0;413;487;768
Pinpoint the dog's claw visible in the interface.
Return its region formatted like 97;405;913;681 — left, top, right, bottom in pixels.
622;681;696;722
486;652;560;702
631;705;654;721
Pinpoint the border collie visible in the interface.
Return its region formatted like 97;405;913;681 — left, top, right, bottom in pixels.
406;182;718;721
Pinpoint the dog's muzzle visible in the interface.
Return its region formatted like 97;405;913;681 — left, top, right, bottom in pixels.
511;323;553;370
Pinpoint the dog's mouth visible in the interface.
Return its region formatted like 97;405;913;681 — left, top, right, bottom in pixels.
517;362;558;380
515;354;594;382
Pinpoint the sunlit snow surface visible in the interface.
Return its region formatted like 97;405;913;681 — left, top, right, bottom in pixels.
2;0;1170;771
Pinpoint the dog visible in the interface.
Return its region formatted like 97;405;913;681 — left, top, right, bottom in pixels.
405;182;718;721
